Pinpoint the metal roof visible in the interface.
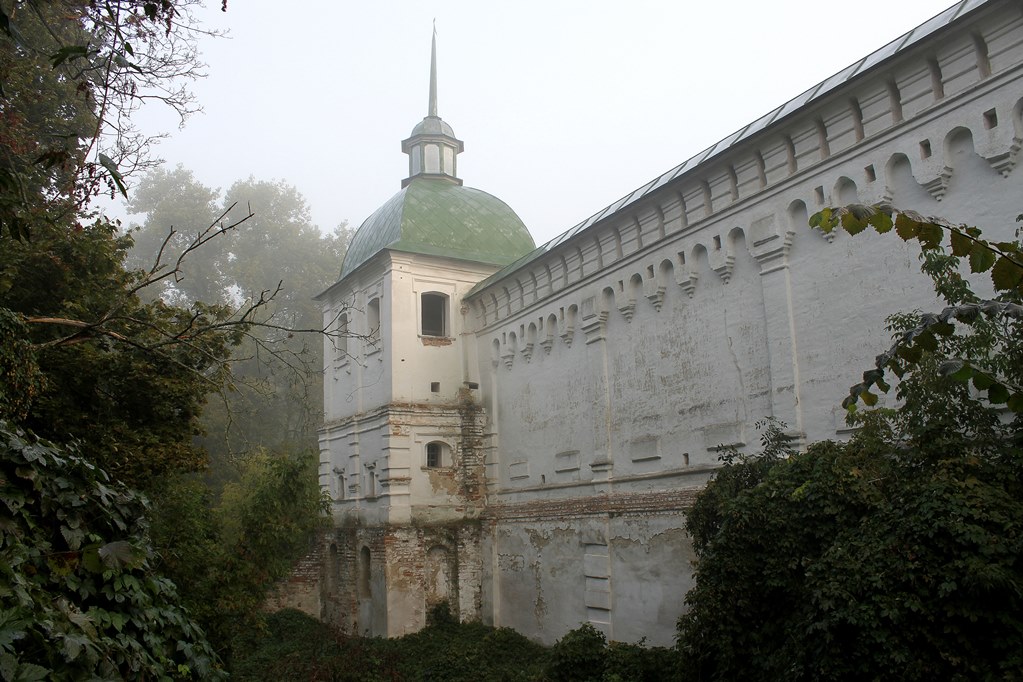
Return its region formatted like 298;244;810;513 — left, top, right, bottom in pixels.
340;177;536;279
467;0;987;298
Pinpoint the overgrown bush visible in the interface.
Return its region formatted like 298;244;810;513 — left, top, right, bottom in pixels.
231;610;674;681
0;424;224;680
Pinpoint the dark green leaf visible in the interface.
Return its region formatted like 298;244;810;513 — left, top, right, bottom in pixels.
949;229;972;257
972;372;995;391
894;213;920;241
969;246;997;273
987;383;1009;404
49;45;89;67
990;256;1023;292
98;540;139;570
915;331;938;352
97;154;128;199
917;222;944;250
868;210;894;234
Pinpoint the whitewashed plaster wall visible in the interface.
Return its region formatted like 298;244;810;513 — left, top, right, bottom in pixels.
318;251;500;526
468;1;1023;646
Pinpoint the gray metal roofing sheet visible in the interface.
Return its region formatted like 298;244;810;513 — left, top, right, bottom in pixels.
467;0;988;299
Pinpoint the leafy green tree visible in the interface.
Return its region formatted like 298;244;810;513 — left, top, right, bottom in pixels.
127;167;353;465
0;424;225;680
148;450;327;663
0;215;250;490
677;214;1023;681
1;0;212;239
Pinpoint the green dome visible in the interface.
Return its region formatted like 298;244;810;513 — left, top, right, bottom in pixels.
341;178;535;279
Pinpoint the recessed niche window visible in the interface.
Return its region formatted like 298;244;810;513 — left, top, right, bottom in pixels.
421;292;448;337
430;381;440;393
983;108;998;129
367;297;380;343
425;441;449;468
336;312;348;358
336;470;346;499
358;546;371;599
919;139;932;159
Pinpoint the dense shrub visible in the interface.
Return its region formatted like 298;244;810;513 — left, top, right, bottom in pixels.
232;611;674;682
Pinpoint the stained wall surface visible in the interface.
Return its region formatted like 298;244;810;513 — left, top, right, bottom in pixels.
466;0;1023;646
312;0;1023;647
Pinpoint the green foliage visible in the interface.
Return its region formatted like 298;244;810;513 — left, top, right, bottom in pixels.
545;623;608;682
148;450;328;663
0;0;208;238
231;610;673;682
0;217;246;490
0;0;96;240
810;204;1023;414
231;609;548;682
685;418;794;554
0;423;225;680
678;212;1023;680
678;432;1023;680
126;167;353;470
0;310;40;422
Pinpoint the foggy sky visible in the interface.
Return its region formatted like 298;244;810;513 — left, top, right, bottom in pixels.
119;0;957;247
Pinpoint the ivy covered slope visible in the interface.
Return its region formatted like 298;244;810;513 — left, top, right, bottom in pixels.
0;424;224;681
678;209;1023;681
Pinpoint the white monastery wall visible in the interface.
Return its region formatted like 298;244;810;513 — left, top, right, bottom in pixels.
466;1;1023;646
294;0;1023;648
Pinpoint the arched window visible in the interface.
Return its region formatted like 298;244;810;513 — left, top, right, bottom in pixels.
425;441;449;468
421;292;448;337
367;297;380;343
336;312;348;358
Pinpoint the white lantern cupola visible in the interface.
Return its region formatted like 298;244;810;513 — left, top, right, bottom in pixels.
401;27;464;187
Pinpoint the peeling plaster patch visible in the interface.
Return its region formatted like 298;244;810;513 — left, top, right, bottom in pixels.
498;553;525;571
421;336;453;347
531;556;548;627
426;467;460;496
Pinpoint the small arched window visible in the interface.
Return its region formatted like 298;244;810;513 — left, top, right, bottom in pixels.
421;292;448;337
426;441;449;468
367;297;380;343
336;312;348;358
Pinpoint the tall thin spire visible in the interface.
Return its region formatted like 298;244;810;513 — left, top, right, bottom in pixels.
401;24;463;188
429;20;438;117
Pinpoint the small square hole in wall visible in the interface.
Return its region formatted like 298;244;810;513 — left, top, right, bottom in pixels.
713;235;722;250
864;164;876;182
919;140;932;159
430;382;440;393
683;453;690;466
646;265;654;278
984;108;998;129
814;186;825;205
